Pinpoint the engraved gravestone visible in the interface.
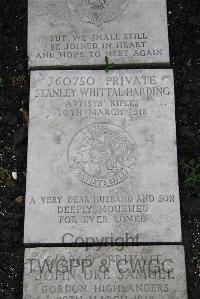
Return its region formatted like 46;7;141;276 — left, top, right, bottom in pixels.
28;0;169;68
24;69;181;244
23;246;188;298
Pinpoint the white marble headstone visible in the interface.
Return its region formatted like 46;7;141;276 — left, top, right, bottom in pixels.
23;246;188;299
24;69;181;244
28;0;170;68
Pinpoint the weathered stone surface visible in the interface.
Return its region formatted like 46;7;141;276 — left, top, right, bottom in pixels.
28;0;169;68
24;69;181;244
23;246;188;299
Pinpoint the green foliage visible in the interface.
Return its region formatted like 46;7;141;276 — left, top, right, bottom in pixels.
181;158;200;187
192;250;200;264
104;56;114;72
0;77;4;87
0;167;14;188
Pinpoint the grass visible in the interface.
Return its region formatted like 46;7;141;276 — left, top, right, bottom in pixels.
192;250;200;265
0;166;15;188
104;56;114;72
0;77;4;87
181;158;200;187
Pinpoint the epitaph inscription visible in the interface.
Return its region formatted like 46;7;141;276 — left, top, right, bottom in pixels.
24;69;181;243
23;246;188;299
28;0;169;67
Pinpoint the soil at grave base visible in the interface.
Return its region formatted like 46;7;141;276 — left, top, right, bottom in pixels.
0;0;200;298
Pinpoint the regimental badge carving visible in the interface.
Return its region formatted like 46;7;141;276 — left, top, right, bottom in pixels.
67;0;129;27
68;123;137;187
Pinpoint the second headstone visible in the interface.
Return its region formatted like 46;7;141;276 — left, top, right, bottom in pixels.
24;69;181;244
